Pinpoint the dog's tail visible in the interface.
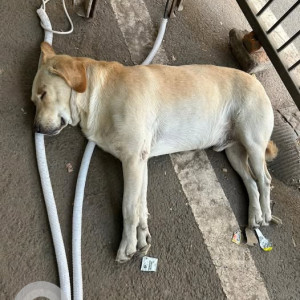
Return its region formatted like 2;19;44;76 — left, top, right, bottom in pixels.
265;140;278;161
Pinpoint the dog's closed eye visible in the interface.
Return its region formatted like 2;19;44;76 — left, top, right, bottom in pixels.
40;91;47;100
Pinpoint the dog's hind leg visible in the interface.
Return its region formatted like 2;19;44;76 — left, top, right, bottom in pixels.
246;144;272;226
137;163;151;256
225;143;263;227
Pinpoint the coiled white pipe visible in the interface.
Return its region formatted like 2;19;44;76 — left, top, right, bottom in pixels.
35;2;168;299
35;5;71;300
40;0;74;35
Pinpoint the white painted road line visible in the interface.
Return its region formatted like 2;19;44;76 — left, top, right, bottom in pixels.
109;0;270;299
171;151;269;300
110;0;168;65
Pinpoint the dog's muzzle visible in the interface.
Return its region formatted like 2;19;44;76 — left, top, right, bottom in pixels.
34;117;66;135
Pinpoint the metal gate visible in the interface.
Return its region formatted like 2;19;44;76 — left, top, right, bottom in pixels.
236;0;300;109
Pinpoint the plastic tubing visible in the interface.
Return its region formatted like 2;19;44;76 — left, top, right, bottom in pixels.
142;18;168;65
35;7;71;300
72;140;95;300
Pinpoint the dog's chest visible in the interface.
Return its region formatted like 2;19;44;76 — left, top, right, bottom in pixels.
87;131;123;159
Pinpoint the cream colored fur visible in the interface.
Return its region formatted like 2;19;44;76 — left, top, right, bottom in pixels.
32;43;276;263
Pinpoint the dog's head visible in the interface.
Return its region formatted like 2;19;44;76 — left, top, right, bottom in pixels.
31;42;87;135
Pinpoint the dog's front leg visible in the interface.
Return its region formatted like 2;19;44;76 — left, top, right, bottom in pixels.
116;157;145;263
137;163;151;256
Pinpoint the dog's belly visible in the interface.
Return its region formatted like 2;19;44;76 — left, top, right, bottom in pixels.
150;122;224;157
150;141;207;157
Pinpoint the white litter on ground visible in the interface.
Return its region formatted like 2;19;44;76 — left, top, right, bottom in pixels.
255;228;273;251
141;256;158;272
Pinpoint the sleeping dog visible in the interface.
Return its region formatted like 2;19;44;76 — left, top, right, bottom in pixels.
31;42;277;263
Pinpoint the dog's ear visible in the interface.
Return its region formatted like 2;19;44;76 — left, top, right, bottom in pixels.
41;42;56;63
49;58;87;93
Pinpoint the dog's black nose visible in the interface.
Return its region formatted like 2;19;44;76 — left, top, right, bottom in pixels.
34;124;41;133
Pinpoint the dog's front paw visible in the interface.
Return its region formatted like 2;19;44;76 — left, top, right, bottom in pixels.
137;226;151;256
248;206;263;228
116;237;137;263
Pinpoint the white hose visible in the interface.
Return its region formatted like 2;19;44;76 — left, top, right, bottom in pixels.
36;8;53;44
142;18;168;65
35;2;168;299
35;5;71;300
72;140;95;300
40;0;74;35
35;134;71;300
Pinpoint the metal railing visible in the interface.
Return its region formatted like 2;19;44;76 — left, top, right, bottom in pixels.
236;0;300;109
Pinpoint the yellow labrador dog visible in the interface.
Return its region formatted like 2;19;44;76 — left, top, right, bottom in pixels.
32;42;277;263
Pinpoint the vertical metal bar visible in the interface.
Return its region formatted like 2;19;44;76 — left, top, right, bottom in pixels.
267;0;300;34
73;0;97;18
277;29;300;52
256;0;275;16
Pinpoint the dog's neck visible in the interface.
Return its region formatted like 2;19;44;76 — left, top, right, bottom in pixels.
70;89;80;126
70;62;109;140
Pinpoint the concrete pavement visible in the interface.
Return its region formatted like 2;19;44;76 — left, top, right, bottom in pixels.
0;0;299;299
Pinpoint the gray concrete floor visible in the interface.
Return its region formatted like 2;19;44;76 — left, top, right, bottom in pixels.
0;0;299;299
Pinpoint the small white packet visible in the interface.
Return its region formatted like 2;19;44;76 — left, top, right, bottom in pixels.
141;256;158;272
254;228;273;251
